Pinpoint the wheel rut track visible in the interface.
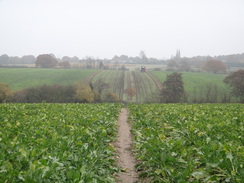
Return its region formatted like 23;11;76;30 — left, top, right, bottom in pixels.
146;71;163;90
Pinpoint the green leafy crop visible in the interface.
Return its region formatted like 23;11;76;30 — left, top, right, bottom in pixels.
128;104;244;182
0;103;121;182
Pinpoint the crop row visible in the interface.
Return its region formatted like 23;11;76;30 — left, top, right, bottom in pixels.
91;70;158;103
128;104;244;182
0;103;121;182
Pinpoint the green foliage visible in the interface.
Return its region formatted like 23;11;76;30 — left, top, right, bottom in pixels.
128;104;244;182
224;70;244;103
0;83;12;103
0;68;97;91
10;84;76;103
90;78;110;101
160;72;185;103
0;103;121;182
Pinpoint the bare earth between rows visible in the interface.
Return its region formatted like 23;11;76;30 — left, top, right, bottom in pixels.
114;108;139;183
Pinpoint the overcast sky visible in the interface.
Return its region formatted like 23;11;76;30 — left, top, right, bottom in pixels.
0;0;244;59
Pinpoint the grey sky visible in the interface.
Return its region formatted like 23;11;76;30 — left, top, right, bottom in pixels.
0;0;244;59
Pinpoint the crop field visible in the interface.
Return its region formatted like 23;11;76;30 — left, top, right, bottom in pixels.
91;70;158;103
0;68;97;91
0;68;234;103
128;104;244;182
151;71;230;102
0;103;121;182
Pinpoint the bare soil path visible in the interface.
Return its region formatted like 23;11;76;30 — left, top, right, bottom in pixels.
115;108;139;183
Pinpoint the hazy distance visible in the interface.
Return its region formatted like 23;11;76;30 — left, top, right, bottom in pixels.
0;0;244;59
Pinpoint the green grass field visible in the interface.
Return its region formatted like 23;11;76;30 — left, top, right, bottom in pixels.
151;71;231;102
0;68;97;91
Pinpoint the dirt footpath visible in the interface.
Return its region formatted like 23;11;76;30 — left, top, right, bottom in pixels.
115;108;138;183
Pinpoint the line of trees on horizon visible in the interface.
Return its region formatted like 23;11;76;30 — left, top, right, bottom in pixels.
1;51;244;67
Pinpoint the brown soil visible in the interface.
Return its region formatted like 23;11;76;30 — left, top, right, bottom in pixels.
114;108;139;183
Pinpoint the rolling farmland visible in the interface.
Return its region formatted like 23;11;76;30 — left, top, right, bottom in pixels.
0;68;235;103
90;70;159;103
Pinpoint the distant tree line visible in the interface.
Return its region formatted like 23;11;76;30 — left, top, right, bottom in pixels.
1;51;244;73
0;54;79;66
1;51;244;69
165;50;244;72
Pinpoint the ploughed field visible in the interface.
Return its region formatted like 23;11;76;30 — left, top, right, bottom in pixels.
128;103;244;182
90;70;159;103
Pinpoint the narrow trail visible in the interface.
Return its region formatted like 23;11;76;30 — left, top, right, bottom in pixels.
115;108;139;183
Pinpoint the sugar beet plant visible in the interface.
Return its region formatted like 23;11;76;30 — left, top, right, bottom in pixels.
0;103;121;182
128;104;244;182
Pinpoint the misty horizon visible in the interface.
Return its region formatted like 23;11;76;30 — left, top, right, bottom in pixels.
1;0;244;59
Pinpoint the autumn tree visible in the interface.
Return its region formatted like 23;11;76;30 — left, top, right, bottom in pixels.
105;92;120;102
75;82;94;103
0;83;12;103
126;87;136;101
35;54;58;68
202;59;227;74
160;72;186;103
224;69;244;103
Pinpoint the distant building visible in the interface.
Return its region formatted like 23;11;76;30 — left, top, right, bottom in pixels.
141;66;146;72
